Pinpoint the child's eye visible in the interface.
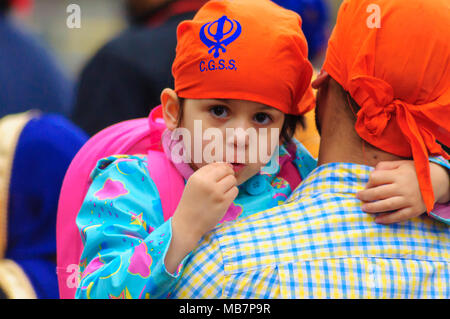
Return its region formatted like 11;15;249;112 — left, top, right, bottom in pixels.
209;105;229;119
253;112;272;125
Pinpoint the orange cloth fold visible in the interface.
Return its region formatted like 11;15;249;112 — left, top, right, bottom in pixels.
323;0;450;212
172;0;313;115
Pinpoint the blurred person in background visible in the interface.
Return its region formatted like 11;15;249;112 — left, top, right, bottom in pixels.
272;0;329;64
0;0;74;117
0;0;88;298
0;111;88;299
71;0;207;136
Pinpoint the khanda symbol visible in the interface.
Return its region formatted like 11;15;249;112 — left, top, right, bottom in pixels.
200;15;242;58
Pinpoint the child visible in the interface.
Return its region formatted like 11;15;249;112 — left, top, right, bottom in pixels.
75;0;449;299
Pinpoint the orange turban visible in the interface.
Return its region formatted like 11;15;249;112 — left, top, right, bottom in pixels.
323;0;450;212
172;0;313;115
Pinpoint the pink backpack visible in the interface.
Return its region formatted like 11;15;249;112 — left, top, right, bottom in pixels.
56;105;185;299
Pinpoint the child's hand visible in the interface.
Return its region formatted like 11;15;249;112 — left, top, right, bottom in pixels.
166;162;238;273
356;160;449;224
172;162;238;246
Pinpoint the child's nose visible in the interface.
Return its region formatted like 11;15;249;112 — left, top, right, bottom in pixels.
226;126;250;148
224;124;251;163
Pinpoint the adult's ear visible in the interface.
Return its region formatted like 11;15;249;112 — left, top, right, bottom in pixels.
311;70;330;90
161;88;181;131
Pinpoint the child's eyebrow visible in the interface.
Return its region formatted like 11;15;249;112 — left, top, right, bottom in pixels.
258;106;275;111
214;99;231;104
255;105;279;113
210;99;275;111
203;98;231;106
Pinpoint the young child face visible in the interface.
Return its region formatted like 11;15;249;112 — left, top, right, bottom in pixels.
182;98;285;185
163;91;285;185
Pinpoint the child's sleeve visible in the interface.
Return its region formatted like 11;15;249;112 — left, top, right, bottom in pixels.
75;155;190;299
429;156;450;225
291;138;318;180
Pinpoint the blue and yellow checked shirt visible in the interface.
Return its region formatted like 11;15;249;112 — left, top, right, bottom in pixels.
170;163;450;299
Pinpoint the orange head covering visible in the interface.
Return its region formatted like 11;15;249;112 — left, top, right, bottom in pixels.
172;0;313;115
323;0;450;212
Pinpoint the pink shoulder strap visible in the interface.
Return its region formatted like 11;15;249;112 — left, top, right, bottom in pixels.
147;150;184;221
145;106;185;220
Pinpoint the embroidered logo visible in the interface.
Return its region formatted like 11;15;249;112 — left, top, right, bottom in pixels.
200;15;242;58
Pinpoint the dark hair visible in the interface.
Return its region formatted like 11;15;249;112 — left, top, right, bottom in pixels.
0;0;11;12
176;98;305;143
281;114;305;143
439;141;450;154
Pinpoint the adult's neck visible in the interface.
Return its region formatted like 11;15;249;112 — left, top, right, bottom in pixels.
316;79;404;167
317;131;403;167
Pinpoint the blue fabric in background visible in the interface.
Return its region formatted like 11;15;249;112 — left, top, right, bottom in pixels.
6;114;88;299
272;0;329;60
0;13;73;117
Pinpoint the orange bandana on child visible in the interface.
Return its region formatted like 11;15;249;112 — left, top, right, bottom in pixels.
323;0;450;212
172;0;313;115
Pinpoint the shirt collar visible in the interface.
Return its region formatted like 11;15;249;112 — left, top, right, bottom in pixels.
288;162;374;203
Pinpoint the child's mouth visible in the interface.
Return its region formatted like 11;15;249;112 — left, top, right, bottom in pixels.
231;163;245;173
